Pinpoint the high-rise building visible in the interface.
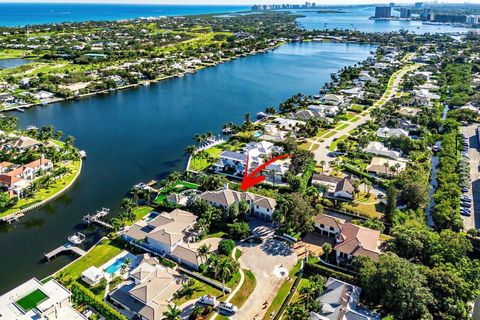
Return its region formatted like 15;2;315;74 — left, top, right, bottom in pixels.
466;15;480;25
420;8;432;21
374;6;392;18
400;8;412;19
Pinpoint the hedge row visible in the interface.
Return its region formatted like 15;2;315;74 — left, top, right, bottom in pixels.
304;261;358;285
70;282;127;320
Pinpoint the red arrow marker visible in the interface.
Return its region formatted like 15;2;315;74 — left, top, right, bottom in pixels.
240;154;291;191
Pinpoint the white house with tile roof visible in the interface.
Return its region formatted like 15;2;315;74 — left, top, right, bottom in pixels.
198;184;277;220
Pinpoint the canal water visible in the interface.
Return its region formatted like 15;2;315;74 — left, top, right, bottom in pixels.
0;41;375;294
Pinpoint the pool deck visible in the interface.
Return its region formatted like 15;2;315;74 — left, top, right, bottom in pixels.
99;250;135;280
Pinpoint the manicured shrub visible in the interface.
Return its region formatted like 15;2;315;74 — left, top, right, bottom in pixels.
218;239;236;256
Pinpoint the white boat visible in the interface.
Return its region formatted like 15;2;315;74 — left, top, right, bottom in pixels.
68;232;85;245
79;150;87;158
256;112;268;119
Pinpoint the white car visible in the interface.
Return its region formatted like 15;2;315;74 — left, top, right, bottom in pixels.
198;295;216;306
218;302;238;314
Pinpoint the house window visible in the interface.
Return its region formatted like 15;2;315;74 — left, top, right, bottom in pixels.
329;227;334;231
320;224;325;228
266;208;269;212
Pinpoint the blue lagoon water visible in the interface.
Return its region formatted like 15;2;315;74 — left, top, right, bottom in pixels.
0;3;249;27
0;42;375;294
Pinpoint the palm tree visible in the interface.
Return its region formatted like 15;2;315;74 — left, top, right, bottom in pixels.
185;145;197;155
121;198;135;213
265;106;276;114
320;160;326;172
322;243;332;260
214;256;239;295
197;243;211;264
163;304;181;320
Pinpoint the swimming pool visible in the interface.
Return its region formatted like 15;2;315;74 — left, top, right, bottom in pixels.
253;131;262;138
105;258;126;275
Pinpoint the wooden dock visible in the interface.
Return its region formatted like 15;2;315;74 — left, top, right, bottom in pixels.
44;243;86;261
83;208;113;229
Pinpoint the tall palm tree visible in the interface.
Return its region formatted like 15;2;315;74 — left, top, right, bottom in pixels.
163;304;181;320
197;243;211;264
214;256;239;295
121;198;135;213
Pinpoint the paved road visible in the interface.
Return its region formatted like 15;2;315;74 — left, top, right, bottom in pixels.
312;64;420;171
460;125;479;230
232;238;297;320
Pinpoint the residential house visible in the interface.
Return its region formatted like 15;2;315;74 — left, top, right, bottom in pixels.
308;277;379;320
341;86;364;99
375;127;409;139
311;174;355;200
307;104;339;117
0;157;53;196
362;141;401;160
0;278;86;319
314;213;382;264
321;94;344;106
33;90;54;101
109;254;184;320
10;136;42;151
213;141;288;181
366;157;407;177
122;209;201;269
198;184;276;220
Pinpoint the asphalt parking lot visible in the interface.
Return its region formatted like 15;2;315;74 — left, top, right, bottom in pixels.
460;125;479;230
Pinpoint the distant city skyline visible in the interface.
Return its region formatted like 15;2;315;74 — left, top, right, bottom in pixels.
1;0;480;5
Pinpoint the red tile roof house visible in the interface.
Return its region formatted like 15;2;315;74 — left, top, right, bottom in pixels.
0;157;53;197
314;213;382;265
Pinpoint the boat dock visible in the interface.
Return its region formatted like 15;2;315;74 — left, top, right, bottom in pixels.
1;212;25;224
44;243;86;261
83;208;113;229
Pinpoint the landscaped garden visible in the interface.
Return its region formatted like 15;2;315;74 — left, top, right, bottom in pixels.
153;180;199;205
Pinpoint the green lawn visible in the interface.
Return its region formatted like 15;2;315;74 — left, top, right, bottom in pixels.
203;230;227;239
350;116;360;122
58;238;122;280
235;248;242;260
323;131;337;139
328;135;348;151
229;270;256;307
131;206;153;222
153;181;199;205
172;278;223;305
16;289;48;312
189;141;245;172
336;123;349;131
0;160;81;218
262;261;301;320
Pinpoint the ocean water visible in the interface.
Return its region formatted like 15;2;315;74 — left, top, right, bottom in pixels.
0;3;249;26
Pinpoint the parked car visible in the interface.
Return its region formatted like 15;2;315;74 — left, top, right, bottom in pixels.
461;197;472;203
460;202;471;208
218;302;238;314
432;145;440;153
460;209;471;217
198;295;216;306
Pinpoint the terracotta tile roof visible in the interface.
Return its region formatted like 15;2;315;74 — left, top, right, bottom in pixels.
334;223;381;261
314;213;346;230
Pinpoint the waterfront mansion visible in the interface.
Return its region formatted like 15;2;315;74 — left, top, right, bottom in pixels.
122;209;203;270
212;141;290;182
198;184;277;221
0;157;53;197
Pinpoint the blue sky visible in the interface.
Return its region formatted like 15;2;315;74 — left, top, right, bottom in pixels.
1;0;479;4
